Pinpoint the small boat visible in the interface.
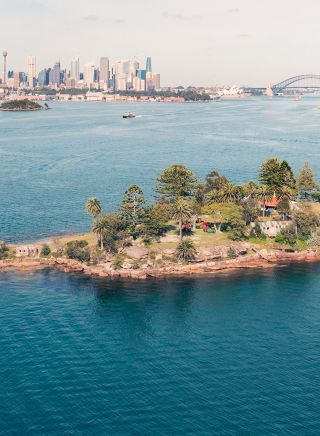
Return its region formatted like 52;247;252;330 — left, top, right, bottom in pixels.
123;112;136;118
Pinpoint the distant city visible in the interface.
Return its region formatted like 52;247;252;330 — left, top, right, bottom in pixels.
0;50;160;93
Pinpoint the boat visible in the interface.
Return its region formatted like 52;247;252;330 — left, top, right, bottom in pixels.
123;112;136;118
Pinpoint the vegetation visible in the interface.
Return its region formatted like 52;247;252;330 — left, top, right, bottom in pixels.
65;240;90;262
76;157;320;266
175;239;197;260
85;197;102;218
0;99;46;111
40;244;51;257
0;244;9;260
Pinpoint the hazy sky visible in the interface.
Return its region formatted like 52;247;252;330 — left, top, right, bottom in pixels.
1;0;320;86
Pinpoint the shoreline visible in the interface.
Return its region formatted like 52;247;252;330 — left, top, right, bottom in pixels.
1;249;320;280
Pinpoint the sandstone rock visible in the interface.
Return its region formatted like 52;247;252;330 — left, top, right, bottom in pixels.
124;246;148;259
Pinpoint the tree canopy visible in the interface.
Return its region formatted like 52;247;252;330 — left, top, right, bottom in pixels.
156;164;198;201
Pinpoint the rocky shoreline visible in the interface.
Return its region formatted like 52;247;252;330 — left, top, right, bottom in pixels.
1;249;320;280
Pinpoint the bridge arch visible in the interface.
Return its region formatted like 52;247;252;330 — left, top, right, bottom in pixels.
272;75;320;94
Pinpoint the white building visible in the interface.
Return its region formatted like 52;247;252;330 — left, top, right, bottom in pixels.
70;57;80;82
83;63;95;87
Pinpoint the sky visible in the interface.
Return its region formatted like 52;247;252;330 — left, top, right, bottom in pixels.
0;0;320;87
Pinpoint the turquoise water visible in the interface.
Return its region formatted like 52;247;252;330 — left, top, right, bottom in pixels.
1;98;320;242
1;98;320;434
1;264;320;434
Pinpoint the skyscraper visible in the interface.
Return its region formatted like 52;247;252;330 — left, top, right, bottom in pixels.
99;57;109;84
38;69;49;86
83;63;95;87
51;62;61;86
27;55;36;88
146;57;152;74
70;57;80;82
3;49;7;85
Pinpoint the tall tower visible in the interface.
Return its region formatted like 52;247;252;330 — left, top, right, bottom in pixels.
146;56;152;74
27;55;36;88
3;49;7;85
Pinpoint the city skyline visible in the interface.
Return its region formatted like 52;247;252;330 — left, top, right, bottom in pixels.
1;53;161;92
1;0;320;87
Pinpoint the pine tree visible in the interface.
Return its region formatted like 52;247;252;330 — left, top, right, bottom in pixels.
297;162;318;199
120;185;146;227
156;165;198;201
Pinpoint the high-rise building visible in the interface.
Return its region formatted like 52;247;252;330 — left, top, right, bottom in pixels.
2;49;8;85
50;62;61;86
13;72;23;89
132;76;145;92
38;69;49;86
70;57;80;82
99;57;109;84
152;74;161;90
146;57;152;74
27;55;36;88
83;63;95;87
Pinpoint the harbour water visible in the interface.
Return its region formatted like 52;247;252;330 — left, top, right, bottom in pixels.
1;97;320;243
1;98;320;434
1;264;320;434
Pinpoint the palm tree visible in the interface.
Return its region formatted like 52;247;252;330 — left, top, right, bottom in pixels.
85;197;102;218
175;239;197;260
92;214;108;249
254;185;273;217
172;197;193;240
218;182;243;203
277;185;296;202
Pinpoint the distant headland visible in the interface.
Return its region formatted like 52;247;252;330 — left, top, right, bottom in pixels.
0;99;49;111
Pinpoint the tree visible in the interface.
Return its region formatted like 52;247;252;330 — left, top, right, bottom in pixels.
205;170;229;192
141;204;171;239
259;158;296;191
175;239;197;260
241;198;260;225
172;197;193;240
100;213;129;254
297;162;318;199
92;214;109;249
85;197;102;218
120;185;146;227
254;185;273;217
156;164;198;201
40;244;51;257
293;208;320;241
218;182;243;203
280;160;296;190
65;240;90;262
228;214;248;241
277;185;296;203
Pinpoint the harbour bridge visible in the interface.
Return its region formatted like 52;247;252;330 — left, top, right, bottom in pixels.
246;74;320;95
272;74;320;94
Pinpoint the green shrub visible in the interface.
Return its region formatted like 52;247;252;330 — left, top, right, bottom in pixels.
0;245;9;260
113;254;124;270
65;240;90;262
40;244;51;257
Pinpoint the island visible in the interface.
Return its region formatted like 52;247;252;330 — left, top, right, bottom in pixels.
0;99;49;111
1;158;320;279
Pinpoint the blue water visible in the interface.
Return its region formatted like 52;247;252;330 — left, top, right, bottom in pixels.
1;98;320;434
1;98;320;243
0;264;320;435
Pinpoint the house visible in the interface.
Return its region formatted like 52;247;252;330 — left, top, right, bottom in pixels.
15;245;39;258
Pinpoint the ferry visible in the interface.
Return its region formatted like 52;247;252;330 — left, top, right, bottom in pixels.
123;112;136;118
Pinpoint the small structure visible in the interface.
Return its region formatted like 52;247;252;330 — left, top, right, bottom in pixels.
251;221;292;238
261;195;280;216
15;245;39;258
